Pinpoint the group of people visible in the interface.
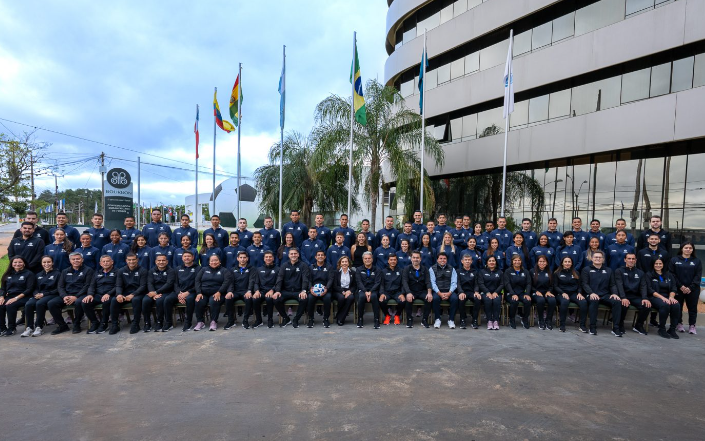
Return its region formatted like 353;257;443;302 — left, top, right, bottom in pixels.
1;208;701;340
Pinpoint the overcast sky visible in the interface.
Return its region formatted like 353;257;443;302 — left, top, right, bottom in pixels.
0;1;388;206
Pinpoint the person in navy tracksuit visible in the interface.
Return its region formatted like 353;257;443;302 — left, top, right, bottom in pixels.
582;237;602;270
282;210;307;247
570;217;589;252
358;219;376;250
519;218;538;251
301;227;326;266
605;231;635;272
130;234;152;270
376;216;400;251
503;255;532;330
436;232;459;269
76;233;101;270
529;234;554;271
580;251;622;337
203;215;229;249
477;256;503;330
541;217;562;250
505;233;529;269
246;232;270;268
605;218;635;248
174;235;200;268
492;217;512;252
457;253;481;329
277;232;296;267
121;216;140;246
44;228;75;272
141;209;172;248
260;216;282;252
460;237;482;271
470;223;489;252
102;230;130;270
199;233;223;267
148;232;174;269
332;214;356;249
555;231;583;270
636;215;672;253
172;214;199;248
586;219;606;250
83;214;111;251
553;256;583;332
397;222;420;251
531;255;556;330
647;258;681;339
669;242;702;335
314;214;332;250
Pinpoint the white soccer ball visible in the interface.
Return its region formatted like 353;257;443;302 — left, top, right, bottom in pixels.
312;283;326;296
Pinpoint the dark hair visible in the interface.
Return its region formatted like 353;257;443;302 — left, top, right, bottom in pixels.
21;221;34;227
554;256;579;279
537;233;549;246
125;252;138;260
548;217;557;223
651;257;668;273
109;229;122;244
125;215;136;221
200;233;217;254
521;218;531;224
437;251;448;259
590;219;600;224
487;237;500;257
93;213;104;219
362;218;370;223
151;208;161;214
230;231;240;237
25;211;37;217
1;256;28;288
181;250;194;258
398;239;411;255
57;212;67;216
291;210;300;214
211;214;220;219
130;234;147;253
533;255;552;285
651;215;662;221
52;228;75;253
512;232;529;262
410;250;422;258
616;218;626;224
677;241;697;258
264;250;275;257
158;232;170;240
278;232;295;259
309;226;317;231
572;217;581;222
252;231;262;237
559;231;574;247
180;214;190;220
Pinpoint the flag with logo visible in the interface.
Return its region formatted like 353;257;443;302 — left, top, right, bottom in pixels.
229;75;242;127
418;47;428;113
214;90;235;133
503;32;515;119
349;44;367;126
278;58;285;130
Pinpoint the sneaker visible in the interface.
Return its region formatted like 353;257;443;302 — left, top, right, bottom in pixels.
15;316;25;326
208;321;217;331
406;317;413;328
21;328;33;338
287;307;293;317
323;318;330;328
193;322;206;331
65;316;73;325
448;320;456;329
292;318;299;328
143;324;152;333
632;325;647;335
560;325;566;332
280;316;291;328
71;325;82;334
163;324;174;332
224;320;235;330
182;323;193;332
539;322;546;330
471;320;479;330
373;319;380;329
611;329;623;337
109;325;120;335
32;327;43;337
253;319;263;328
394;316;401;326
460;319;467;329
47;318;56;325
676;323;685;333
5;329;16;336
522;318;530;329
433;319;441;329
509;319;516;330
668;328;680;339
421;318;430;329
546;323;553;331
589;327;597;335
415;307;422;317
51;325;69;335
650;319;660;329
267;319;274;328
130;323;140;334
487;321;493;330
242;320;250;329
579;326;588;333
153;323;163;332
357;318;363;328
658;328;671;339
87;324;99;334
568;314;576;323
383;315;391;325
689;325;697;335
96;324;107;334
307;319;314;329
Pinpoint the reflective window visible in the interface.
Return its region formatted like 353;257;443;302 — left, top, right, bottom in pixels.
513;30;532;57
480;39;508;71
664;155;686;232
621;67;651;103
403;28;416;45
451;58;465;80
425;69;438;90
572;76;621;115
532;22;552;51
462;114;478;140
695;53;705;88
454;0;468;17
465;52;479;74
592;161;617;226
626;0;654;16
440;5;453;25
414;76;419;95
643;157;665;228
685;154;705;231
552;12;575;43
549;89;571;120
433;124;446;140
450;117;463;141
424;12;441;32
477;107;504;137
467;0;482;9
650;62;671;97
671;56;694;93
528;94;549;125
400;79;414;98
510;100;529;130
437;63;451;85
575;0;626;37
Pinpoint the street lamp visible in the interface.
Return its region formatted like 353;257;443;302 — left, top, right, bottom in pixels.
544;179;563;219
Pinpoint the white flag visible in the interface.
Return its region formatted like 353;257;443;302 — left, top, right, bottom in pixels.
503;30;514;119
95;201;98;213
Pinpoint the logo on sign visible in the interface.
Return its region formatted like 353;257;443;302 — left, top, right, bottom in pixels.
107;168;131;189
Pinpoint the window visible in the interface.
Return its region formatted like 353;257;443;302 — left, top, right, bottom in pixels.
480;39;509;71
510;100;529;129
671;56;694;93
440;5;453;24
694;53;705;88
433;124;447;140
532;22;552;50
462;114;478;140
454;0;468;17
450;117;463;141
437;63;451;85
575;0;626;37
513;30;532;57
477;107;504;137
549;89;571;120
552;12;575;43
425;69;438;90
528;94;549;124
465;52;479;74
467;0;482;9
400;79;414;97
650;62;671;97
621;67;651;103
403;28;416;45
451;58;465;80
626;0;654;16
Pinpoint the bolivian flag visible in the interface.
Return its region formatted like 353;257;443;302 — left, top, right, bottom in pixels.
349;46;367;126
214;90;235;133
229;75;242;127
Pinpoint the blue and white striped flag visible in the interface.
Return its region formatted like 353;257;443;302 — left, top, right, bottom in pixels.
503;30;515;119
278;49;285;130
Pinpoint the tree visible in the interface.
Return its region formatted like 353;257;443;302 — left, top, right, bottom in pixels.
313;79;445;231
253;131;357;227
0;131;47;210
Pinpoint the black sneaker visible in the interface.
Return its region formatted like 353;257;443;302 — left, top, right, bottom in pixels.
153;323;163;332
267;319;274;328
109;325;120;335
539;322;546;330
650;319;660;328
509;319;516;330
633;325;647;335
611;329;623;337
658;329;671;339
72;325;82;334
242;320;250;329
162;324;174;332
130;323;140;334
0;329;6;337
224;321;236;330
522;318;530;329
559;325;566;332
373;319;380;329
357;318;363;328
546;323;553;330
406;317;413;328
471;320;479;330
589;327;597;335
619;327;626;334
4;329;16;336
292;318;299;328
15;316;25;326
307;319;314;328
421;318;430;329
143;324;152;333
182;323;192;332
253;319;263;328
579;326;588;333
280;316;291;328
459;319;466;329
87;324;99;334
96;324;107;334
336;320;344;326
323;318;330;328
667;328;679;339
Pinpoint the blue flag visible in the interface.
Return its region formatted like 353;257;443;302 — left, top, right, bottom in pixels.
418;48;428;113
278;52;285;130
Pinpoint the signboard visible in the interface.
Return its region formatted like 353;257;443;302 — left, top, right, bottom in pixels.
104;168;133;229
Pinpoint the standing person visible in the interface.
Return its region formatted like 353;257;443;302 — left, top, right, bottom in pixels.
326;232;351;267
477;256;503;330
425;221;442;250
460;237;482;271
141;208;172;248
358;218;376;250
130;234;152;270
492;217;512;252
541;218;562;250
277;232;296;267
582;237;602;270
503;255;532;330
357;252;380;329
193;255;232;332
457;253;481;329
0;257;36;336
22;256;60;337
605;231;635;272
482;220;496;246
531;255;556;330
273;248;309;328
462;215;472;234
252;251;279;328
84;213;111;251
637;235;670;272
570;217;589;252
44;228;74;272
376;216;399;249
505;233;529;269
8;222;46;273
555;231;583;271
450;217;468;250
435;214;450;236
470;223;488;253
401;250;432;328
148;232;174;269
143;254;176;332
198;233;223;267
234;218;253;248
83;255;118;335
529;234;555;271
55;252;95;334
637;215;672;253
376;254;404;326
308;250;333;328
12;210;50;244
224;251;254;329
437;232;459;269
411;210;426;236
314;213;332;250
395;239;412;270
483;238;506;271
553;256;583;333
102;229;130;270
301;227;325;266
121;216;140;246
172;214;199;248
350;233;371;268
282;210;307;247
587;219;606;250
76;233;101;270
419;233;436;269
50;212;81;245
259;216;281;251
246;232;270;269
429;252;459;329
174;235;199;268
110;253;148;334
669;242;702;334
203;215;229;249
173;250;199;332
397;221;419;251
647;258;682;339
580;251;623;337
222;232;246;269
331;256;356;326
332;214;355;249
606;218;635;247
614;253;650;336
519;218;538;251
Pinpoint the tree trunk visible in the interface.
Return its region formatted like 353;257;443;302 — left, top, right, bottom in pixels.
630;159;642;236
370;186;379;232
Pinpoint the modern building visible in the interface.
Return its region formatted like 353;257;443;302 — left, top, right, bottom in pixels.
185;177;263;228
385;0;705;246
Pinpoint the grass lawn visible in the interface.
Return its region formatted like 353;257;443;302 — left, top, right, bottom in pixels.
0;255;8;276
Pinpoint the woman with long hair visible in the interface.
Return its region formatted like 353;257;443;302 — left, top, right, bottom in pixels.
21;256;61;337
647;257;681;339
0;257;36;336
199;233;223;267
505;232;529;270
477;255;503;330
102;229;130;270
418;233;436;268
582;236;602;269
395;239;412;269
461;237;482;271
553;256;583;332
471;223;488;252
437;232;458;268
44;228;74;271
277;232;295;266
668;241;702;335
350;233;371;268
555;231;583;270
332;255;357;326
531;255;555;330
130;234;152;269
529;233;554;271
482;238;506;271
503;255;532;329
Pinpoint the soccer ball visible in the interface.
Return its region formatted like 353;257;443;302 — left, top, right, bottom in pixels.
311;283;326;296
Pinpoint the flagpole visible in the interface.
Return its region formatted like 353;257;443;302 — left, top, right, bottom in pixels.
348;31;356;218
195;104;199;232
279;46;285;230
500;29;513;217
237;63;242;221
213;86;217;218
137;156;141;229
420;29;427;214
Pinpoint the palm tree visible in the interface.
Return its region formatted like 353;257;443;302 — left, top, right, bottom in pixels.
253;131;358;227
313;79;444;231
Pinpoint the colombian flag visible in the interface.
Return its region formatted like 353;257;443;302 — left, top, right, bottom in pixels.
229;75;242;127
349;45;367;126
214;90;235;133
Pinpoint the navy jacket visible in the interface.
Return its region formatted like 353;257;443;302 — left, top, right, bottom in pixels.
282;221;308;247
259;228;281;251
332;226;356;249
141;222;172;248
520;230;538;251
246;244;270;268
300;239;325;265
121;227;140;246
172;226;199;247
44;243;73;271
541;230;563;249
253;264;279;293
148;245;175;269
222;245;247;270
614;266;647;300
50;225;81;246
84;227;111;251
315;225;333;249
77;246;101;270
58;265;94;298
234;229;253;248
34;269;60;297
477;268;503;294
102;242;131;270
326;244;351;267
203;227;229;249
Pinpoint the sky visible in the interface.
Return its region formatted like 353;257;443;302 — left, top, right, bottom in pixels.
0;1;389;206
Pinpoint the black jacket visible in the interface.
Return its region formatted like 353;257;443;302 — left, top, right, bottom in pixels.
668;256;703;291
0;269;36;298
402;265;432;294
309;264;334;292
374;266;403;297
195;265;232;296
253;264;279;293
456;267;478;296
148;267;176;294
503;269;532;297
332;268;357;294
175;264;200;295
580;265;618;299
230;265;254;295
58;265;94;298
356;265;378;293
646;271;678;298
88;269;118;297
115;266;147;296
34;269;61;297
614;266;647;300
7;236;45;271
477;268;503;294
552;269;581;296
530;267;552;294
275;260;309;293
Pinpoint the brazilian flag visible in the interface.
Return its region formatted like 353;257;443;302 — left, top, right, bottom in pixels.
350;45;367;126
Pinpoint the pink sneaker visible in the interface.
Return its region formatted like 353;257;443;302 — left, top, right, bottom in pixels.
689;325;697;335
676;323;685;333
193;322;205;331
487;321;493;330
493;321;500;330
209;321;217;331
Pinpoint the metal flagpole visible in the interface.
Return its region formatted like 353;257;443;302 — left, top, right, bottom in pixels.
137;156;141;229
195;105;199;232
279;46;285;230
348;31;356;218
213;87;217;218
501;29;514;217
237;63;242;220
420;30;427;214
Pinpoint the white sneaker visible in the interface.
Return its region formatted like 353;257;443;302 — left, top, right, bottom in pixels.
21;327;33;338
433;319;441;329
448;320;456;329
32;327;43;337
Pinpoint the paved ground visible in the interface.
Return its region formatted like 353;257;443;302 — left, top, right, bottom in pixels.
1;313;703;441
